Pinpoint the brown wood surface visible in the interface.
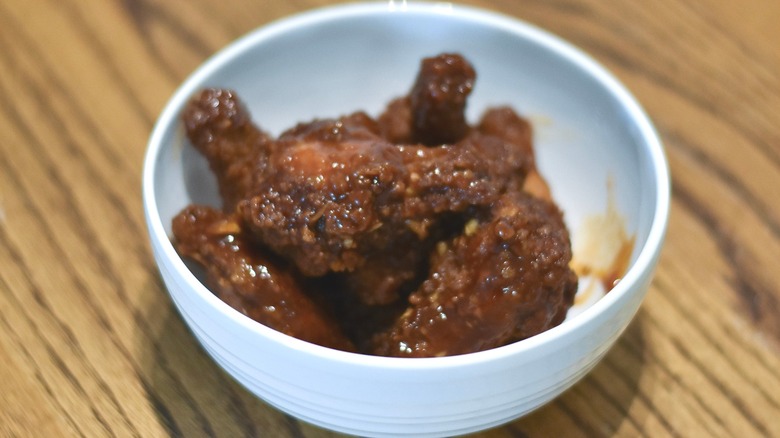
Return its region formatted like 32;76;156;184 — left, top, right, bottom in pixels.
1;0;779;436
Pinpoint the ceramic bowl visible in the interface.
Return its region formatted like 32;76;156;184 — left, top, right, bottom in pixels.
143;3;669;437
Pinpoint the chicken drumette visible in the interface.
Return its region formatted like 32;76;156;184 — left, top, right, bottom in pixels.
182;88;276;211
371;192;578;357
172;205;355;351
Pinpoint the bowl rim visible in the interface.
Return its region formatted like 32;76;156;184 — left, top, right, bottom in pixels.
143;1;670;370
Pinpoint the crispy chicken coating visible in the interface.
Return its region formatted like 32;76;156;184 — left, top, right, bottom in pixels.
372;192;578;357
236;114;531;278
478;106;552;200
182;88;274;211
377;96;412;144
340;228;430;305
378;53;476;145
409;53;476;145
172;205;355;351
235;113;406;276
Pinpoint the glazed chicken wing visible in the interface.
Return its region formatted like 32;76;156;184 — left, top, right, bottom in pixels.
478;106;552;200
236;115;531;278
235;55;529;279
182;88;275;211
379;53;476;145
371;192;578;357
235;113;407;276
172;205;355;351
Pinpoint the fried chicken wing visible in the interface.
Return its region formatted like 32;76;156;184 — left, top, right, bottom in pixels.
235;114;408;276
478;106;553;200
378;53;476;145
183;88;274;211
409;53;476;145
172;205;355;351
340;229;430;305
371;192;578;357
236;116;531;278
395;128;530;224
377;96;412;144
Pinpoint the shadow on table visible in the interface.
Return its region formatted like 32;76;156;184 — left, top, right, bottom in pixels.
136;275;310;437
493;308;650;437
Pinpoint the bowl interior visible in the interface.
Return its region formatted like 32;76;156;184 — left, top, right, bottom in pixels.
148;2;667;345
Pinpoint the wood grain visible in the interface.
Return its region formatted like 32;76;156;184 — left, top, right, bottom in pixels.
0;0;778;436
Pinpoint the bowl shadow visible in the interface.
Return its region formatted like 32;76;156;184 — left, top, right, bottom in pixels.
136;274;320;437
497;308;650;437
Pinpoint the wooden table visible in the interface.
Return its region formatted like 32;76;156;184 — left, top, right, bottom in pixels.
1;1;778;436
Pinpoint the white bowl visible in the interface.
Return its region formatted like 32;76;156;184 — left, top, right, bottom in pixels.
143;3;670;437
